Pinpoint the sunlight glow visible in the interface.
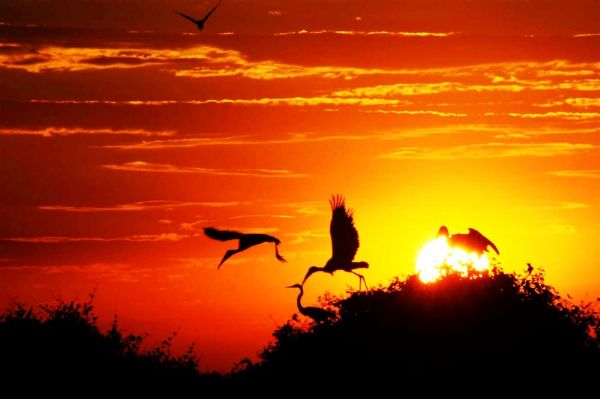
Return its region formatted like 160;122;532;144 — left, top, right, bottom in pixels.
416;237;490;283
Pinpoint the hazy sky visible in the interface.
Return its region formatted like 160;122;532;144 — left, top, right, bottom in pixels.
0;0;598;371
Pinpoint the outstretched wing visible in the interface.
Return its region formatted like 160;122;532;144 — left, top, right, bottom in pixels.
204;227;243;241
329;195;359;263
468;228;500;254
173;10;199;24
200;0;222;23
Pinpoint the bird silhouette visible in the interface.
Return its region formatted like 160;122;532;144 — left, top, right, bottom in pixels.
438;226;499;256
173;0;222;31
287;284;335;323
204;227;286;268
520;262;535;287
302;195;369;290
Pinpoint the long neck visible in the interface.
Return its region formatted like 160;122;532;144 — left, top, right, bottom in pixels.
309;266;327;279
296;287;305;314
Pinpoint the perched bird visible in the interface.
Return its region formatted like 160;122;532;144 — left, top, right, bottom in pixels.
520;263;534;285
173;0;222;31
438;226;499;255
204;227;286;268
287;284;335;323
302;195;369;290
527;262;534;274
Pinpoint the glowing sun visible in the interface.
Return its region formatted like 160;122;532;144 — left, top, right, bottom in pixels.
416;237;491;283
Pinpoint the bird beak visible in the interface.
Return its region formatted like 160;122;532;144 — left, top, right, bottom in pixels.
285;284;296;289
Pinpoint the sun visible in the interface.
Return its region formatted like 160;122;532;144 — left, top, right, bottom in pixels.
416;236;490;283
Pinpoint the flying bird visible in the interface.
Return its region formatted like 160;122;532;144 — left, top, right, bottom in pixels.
173;0;222;31
302;195;369;290
204;227;286;268
437;226;499;256
287;284;335;323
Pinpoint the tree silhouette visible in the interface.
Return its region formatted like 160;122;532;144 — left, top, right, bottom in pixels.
233;268;600;393
1;267;598;394
0;293;220;394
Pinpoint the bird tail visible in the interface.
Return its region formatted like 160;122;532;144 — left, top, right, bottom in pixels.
351;261;369;269
274;243;287;263
203;227;243;241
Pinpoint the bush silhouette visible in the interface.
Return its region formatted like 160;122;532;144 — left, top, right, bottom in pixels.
1;268;598;394
0;293;220;393
232;268;600;393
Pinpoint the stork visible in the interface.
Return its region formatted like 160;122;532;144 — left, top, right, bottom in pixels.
438;226;499;256
302;195;369;290
287;284;335;323
204;227;286;268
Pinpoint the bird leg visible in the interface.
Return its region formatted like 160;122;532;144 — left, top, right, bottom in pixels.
351;271;368;292
274;244;287;263
218;249;240;268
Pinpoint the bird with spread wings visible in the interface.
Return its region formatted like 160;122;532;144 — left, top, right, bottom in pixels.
173;0;222;31
204;227;286;268
437;226;499;256
302;195;369;290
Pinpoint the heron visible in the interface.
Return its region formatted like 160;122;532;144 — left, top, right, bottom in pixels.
287;284;335;323
437;226;499;256
173;0;222;31
204;227;286;268
302;195;369;290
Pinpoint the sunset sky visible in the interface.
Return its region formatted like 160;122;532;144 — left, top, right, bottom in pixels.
0;0;599;371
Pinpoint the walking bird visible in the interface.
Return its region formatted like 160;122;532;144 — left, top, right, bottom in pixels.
173;0;222;31
302;195;369;290
437;226;499;256
204;227;286;268
287;284;335;323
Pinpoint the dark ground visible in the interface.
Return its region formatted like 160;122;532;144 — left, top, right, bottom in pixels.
1;267;598;394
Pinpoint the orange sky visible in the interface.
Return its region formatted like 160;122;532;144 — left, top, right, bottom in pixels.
0;0;599;371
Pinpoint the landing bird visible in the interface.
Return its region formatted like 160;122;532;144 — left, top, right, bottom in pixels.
287;284;335;323
302;195;369;290
437;226;499;256
173;0;222;31
204;227;286;268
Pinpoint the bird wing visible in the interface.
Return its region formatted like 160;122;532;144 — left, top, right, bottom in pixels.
173;10;199;24
200;0;222;23
204;227;243;241
329;195;359;263
468;228;500;254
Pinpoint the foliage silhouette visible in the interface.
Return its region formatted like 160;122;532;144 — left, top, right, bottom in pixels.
1;267;598;394
0;293;220;393
232;267;600;393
